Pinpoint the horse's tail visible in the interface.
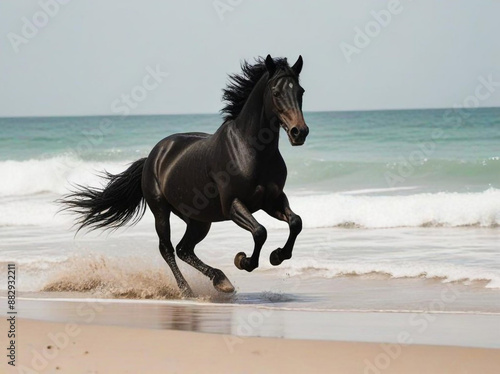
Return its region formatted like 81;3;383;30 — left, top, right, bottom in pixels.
60;158;147;232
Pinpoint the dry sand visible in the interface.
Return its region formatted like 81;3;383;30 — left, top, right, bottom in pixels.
3;318;499;374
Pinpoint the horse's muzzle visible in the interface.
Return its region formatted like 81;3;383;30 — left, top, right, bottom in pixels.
280;110;309;146
289;124;309;146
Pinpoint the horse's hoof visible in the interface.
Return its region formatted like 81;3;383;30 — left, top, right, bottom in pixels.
270;249;282;266
213;276;235;293
270;248;288;266
234;252;247;270
213;269;235;293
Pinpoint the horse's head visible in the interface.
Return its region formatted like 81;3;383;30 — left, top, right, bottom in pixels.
264;55;309;146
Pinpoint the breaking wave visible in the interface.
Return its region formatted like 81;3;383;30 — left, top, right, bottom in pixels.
0;156;499;229
277;259;500;288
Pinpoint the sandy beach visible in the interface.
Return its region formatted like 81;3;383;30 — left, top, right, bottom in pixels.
1;296;499;373
3;317;499;374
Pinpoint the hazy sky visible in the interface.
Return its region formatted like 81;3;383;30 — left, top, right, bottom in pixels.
1;0;499;117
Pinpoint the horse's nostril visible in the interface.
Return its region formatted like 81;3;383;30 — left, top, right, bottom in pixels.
290;127;300;138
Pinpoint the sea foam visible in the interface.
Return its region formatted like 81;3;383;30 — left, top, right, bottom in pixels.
0;156;128;196
277;259;500;289
1;157;499;229
287;189;500;229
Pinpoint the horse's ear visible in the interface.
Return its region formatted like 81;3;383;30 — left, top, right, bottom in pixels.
291;55;303;76
265;54;276;77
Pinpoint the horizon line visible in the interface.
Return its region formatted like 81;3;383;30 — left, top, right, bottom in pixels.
1;105;499;120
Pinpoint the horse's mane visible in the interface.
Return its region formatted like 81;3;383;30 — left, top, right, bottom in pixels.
221;57;291;121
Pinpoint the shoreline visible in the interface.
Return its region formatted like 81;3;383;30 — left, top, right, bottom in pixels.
3;318;500;374
3;295;499;349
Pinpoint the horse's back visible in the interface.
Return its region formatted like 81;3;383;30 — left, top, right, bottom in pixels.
145;131;212;176
160;131;211;145
151;131;210;155
171;131;211;139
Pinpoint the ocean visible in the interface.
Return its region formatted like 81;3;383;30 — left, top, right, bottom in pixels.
1;109;499;312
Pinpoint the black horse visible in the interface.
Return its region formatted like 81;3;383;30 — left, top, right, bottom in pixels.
62;55;309;297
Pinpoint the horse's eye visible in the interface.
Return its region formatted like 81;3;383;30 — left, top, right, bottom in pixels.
273;91;281;98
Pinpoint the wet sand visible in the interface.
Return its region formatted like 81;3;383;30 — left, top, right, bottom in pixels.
3;317;500;374
4;296;500;348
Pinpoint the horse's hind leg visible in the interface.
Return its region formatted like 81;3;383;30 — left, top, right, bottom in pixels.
176;220;234;293
153;207;194;297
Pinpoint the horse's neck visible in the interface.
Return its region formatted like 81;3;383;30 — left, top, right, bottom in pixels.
234;77;280;154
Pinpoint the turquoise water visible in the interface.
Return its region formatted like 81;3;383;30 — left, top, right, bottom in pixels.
1;108;499;193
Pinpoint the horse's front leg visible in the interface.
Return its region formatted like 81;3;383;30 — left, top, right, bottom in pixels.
230;198;267;272
265;193;302;266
